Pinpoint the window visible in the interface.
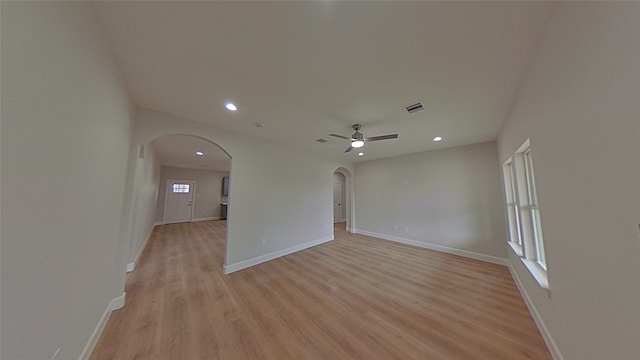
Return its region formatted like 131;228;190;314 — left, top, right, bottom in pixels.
523;148;546;269
502;158;523;255
502;139;548;289
172;183;190;193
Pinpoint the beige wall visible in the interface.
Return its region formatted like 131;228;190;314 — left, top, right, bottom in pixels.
156;166;229;222
355;142;507;260
497;3;640;359
1;2;133;359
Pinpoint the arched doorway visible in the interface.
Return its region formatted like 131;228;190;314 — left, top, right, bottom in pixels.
152;135;231;225
122;133;232;274
333;167;354;233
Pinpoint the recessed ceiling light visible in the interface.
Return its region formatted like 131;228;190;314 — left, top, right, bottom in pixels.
358;152;364;156
195;151;204;156
225;102;237;111
433;136;443;142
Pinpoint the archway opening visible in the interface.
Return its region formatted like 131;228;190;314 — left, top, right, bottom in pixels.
124;133;232;274
333;167;354;234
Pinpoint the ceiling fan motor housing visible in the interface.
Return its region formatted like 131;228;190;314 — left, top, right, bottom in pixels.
351;124;363;140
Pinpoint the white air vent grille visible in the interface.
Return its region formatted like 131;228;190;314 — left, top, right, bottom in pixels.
404;101;424;114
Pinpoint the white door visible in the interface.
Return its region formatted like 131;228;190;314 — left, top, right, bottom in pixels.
164;180;196;224
333;182;342;223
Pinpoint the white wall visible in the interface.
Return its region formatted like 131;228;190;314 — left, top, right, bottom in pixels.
1;2;133;359
126;143;161;269
156;166;228;222
133;108;354;270
497;3;640;359
355;142;507;260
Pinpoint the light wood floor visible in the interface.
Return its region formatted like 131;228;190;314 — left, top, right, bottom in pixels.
91;221;551;360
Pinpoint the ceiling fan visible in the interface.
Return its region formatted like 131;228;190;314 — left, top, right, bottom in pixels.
329;124;399;153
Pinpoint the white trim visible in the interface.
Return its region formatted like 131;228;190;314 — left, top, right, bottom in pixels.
126;224;155;273
352;229;509;266
508;265;564;360
154;221;164;226
79;292;126;360
223;235;334;274
520;257;549;289
192;216;220;222
508;241;524;257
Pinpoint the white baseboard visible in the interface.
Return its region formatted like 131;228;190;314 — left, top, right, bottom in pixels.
352;229;508;266
508;265;564;360
223;235;334;274
154;221;164;226
126;225;155;273
79;292;126;360
192;216;220;222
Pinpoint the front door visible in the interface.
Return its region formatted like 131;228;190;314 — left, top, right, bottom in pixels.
333;181;342;223
164;180;196;224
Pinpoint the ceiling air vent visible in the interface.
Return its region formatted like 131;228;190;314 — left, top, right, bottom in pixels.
404;101;424;114
316;138;328;143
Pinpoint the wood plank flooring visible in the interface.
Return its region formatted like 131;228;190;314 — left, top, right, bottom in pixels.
91;221;552;359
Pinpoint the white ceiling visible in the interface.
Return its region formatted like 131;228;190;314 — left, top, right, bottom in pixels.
93;1;553;162
152;134;231;172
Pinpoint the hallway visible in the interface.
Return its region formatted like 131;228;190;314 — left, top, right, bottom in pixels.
91;221;551;359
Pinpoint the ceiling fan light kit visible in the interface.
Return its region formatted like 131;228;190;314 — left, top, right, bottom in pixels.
351;140;364;148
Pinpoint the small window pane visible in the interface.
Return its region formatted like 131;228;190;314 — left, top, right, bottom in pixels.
172;184;190;193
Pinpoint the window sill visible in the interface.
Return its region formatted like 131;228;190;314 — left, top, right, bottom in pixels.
520;258;549;290
507;241;523;257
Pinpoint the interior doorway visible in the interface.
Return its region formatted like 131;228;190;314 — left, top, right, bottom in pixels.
333;176;345;223
151;135;231;271
333;167;353;232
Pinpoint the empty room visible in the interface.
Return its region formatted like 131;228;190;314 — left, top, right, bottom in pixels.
1;1;638;360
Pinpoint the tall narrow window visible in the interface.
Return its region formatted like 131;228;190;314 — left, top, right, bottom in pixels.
503;158;522;255
502;139;548;289
523;149;546;269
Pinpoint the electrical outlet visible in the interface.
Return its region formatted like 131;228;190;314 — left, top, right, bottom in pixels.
51;347;61;360
261;238;266;246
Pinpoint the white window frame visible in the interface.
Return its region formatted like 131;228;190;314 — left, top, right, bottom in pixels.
502;157;523;256
503;139;548;289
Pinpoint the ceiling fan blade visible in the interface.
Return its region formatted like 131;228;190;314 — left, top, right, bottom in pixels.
344;145;354;153
329;133;351;140
366;134;398;141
